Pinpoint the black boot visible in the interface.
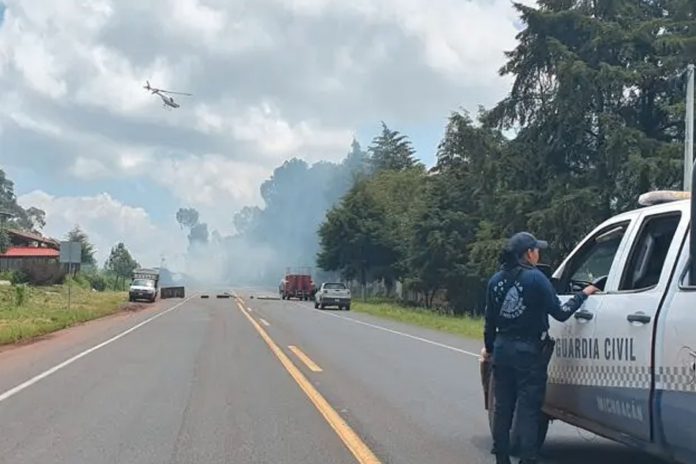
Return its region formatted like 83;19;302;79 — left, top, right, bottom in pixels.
496;455;511;464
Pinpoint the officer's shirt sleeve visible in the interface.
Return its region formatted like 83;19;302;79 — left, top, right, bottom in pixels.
534;271;587;322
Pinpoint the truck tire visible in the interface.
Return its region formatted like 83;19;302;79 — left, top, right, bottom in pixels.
345;304;351;311
487;373;550;455
314;301;319;309
320;303;325;310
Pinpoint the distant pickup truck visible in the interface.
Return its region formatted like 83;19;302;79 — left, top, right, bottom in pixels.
129;268;159;303
314;282;351;310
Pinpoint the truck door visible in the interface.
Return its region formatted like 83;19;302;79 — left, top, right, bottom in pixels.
654;222;696;463
585;211;683;442
546;219;633;422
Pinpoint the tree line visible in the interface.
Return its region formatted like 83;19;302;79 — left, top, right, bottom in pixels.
317;0;696;314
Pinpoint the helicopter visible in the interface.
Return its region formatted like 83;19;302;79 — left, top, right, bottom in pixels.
143;81;192;109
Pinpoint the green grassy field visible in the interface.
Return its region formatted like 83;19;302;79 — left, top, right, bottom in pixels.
0;285;127;346
352;301;484;340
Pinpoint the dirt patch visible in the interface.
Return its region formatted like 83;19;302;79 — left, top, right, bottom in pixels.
120;302;149;312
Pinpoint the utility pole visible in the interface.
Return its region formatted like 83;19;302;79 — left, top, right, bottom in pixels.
685;64;694;191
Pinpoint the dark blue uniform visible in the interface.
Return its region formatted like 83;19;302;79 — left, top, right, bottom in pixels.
484;263;587;463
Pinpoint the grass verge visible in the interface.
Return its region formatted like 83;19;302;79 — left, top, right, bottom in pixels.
352;301;484;340
0;285;127;346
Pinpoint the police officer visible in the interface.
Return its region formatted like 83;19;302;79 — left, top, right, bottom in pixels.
482;232;598;464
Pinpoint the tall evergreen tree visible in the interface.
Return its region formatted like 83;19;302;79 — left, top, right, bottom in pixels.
368;122;419;172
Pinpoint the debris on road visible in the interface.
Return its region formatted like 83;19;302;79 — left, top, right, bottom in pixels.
161;286;185;299
120;302;148;312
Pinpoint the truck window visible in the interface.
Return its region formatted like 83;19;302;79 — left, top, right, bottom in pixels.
619;213;681;291
560;222;629;293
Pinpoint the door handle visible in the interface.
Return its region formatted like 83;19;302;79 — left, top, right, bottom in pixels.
627;312;651;324
574;310;594;321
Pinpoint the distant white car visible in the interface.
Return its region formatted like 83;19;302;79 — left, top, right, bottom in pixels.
314;282;351;310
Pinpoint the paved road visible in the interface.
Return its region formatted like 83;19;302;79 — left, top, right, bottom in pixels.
0;290;670;464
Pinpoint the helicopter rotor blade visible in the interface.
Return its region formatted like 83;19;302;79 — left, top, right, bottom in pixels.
158;89;192;96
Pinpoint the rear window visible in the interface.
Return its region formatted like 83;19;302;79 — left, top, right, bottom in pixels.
324;283;346;290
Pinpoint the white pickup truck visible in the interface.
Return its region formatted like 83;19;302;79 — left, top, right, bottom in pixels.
482;190;696;463
128;268;159;303
314;282;351;310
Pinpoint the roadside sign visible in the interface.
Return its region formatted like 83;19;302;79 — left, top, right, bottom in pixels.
59;241;82;312
59;241;81;264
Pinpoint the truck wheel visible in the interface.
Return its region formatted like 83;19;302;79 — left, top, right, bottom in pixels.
487;374;550;455
345;304;351;311
314;302;319;309
320;303;325;310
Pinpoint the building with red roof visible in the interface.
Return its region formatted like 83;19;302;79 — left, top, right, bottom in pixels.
0;229;61;272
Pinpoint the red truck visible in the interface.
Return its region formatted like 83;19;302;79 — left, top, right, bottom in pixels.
279;268;315;301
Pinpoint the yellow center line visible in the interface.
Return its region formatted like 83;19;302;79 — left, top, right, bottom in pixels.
289;345;323;372
235;301;381;464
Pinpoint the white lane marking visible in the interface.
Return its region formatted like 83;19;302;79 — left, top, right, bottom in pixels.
312;307;479;358
0;296;195;404
259;318;270;327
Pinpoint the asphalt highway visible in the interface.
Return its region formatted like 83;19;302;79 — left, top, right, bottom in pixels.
0;290;669;464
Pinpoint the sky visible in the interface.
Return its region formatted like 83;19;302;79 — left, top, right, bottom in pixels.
0;0;533;270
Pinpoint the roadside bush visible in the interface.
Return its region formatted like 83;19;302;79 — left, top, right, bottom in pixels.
0;271;17;283
10;269;30;285
66;274;91;289
86;273;107;291
14;285;27;306
16;263;66;286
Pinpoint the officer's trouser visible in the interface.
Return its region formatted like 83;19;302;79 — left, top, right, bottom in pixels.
491;337;547;461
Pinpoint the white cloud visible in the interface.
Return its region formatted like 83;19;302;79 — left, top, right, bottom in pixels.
18;190;187;270
170;0;225;39
198;101;353;162
70;157;111;179
8;110;62;136
2;0;532;261
154;154;271;233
